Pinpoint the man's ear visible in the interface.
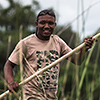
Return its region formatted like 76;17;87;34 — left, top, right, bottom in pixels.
54;23;56;28
35;22;38;27
55;23;56;27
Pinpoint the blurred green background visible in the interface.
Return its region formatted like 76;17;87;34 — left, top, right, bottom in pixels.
0;0;100;100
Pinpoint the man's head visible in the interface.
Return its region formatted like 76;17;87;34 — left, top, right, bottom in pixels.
35;9;56;40
36;10;56;22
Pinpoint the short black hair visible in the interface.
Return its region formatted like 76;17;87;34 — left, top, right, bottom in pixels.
37;9;56;21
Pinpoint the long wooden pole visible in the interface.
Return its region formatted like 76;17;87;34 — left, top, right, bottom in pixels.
0;33;100;99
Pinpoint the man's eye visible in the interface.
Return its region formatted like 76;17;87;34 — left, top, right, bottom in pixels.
49;22;54;25
40;21;45;24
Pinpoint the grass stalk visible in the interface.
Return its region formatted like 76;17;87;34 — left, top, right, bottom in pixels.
0;33;100;99
19;25;24;100
57;1;100;36
76;42;96;100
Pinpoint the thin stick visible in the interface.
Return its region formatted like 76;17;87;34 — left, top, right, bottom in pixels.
0;33;100;99
57;1;100;36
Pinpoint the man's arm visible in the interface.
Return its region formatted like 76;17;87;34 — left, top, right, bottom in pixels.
4;60;15;83
70;36;94;65
4;60;19;92
70;50;85;65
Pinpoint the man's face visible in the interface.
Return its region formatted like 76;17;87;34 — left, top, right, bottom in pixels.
35;14;56;40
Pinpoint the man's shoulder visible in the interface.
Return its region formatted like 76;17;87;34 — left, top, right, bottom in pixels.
23;34;35;41
51;34;60;39
19;34;36;46
51;34;62;42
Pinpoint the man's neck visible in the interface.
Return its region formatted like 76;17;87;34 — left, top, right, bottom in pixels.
35;32;50;41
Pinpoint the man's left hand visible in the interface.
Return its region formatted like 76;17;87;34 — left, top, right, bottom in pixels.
84;36;95;51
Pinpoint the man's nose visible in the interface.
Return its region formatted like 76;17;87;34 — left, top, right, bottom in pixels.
44;23;49;28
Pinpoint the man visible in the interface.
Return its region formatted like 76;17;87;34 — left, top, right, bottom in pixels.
4;9;94;100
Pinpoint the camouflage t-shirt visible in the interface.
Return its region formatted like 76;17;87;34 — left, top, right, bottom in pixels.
9;34;72;100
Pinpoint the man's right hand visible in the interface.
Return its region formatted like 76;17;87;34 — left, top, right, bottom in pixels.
8;81;19;93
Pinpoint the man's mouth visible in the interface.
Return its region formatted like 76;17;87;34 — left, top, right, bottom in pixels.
43;30;51;34
43;30;50;33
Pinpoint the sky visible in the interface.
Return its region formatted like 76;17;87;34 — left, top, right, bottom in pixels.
0;0;100;39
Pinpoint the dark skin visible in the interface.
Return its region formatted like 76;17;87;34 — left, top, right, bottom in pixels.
4;60;18;92
35;14;56;40
84;36;94;51
4;14;94;93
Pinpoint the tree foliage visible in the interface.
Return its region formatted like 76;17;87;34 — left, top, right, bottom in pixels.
0;0;100;99
0;0;40;31
0;0;40;71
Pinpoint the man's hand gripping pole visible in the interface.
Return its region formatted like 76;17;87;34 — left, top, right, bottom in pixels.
0;33;100;99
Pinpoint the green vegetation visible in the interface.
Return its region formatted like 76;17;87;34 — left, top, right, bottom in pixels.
0;0;100;100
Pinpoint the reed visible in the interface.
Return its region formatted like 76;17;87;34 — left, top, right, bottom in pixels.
0;33;100;99
0;1;100;98
19;25;24;100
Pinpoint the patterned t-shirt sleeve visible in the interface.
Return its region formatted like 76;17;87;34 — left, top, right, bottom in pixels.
57;36;72;57
8;40;26;65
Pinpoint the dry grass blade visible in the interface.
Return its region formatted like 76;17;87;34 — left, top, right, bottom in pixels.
57;1;100;36
0;33;100;99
